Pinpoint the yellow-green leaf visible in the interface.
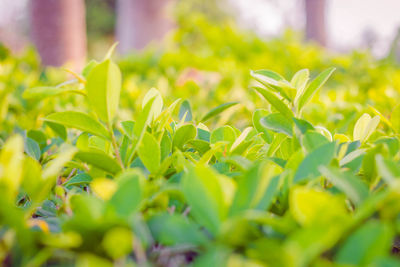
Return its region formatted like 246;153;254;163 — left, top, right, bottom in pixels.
142;88;163;122
182;165;227;234
75;151;122;175
290;186;348;226
253;86;293;119
173;124;197;151
295;68;335;113
353;113;380;143
23;86;85;100
85;59;121;123
0;135;24;195
138;132;160;173
45;111;110;140
390;104;400;133
42;146;77;180
291;68;309;92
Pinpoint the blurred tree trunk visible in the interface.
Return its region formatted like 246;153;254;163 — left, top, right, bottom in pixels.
30;0;87;69
116;0;174;54
304;0;326;46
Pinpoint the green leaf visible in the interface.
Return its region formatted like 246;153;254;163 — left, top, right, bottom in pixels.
103;42;118;60
182;165;227;234
148;213;207;246
197;126;211;142
230;127;253;153
339;149;365;167
260;113;293;137
133;97;155;140
125;97;156;165
85;59;122;123
193;247;230;267
229;162;281;216
42;146;77;180
291;69;309;91
27;130;47;149
63;173;92;187
267;133;287;157
179;100;193;122
290;186;348;226
210;125;237;146
390;104;400;133
319;166;369;205
375;154;400;185
294;142;336;183
222;156;252;171
21;158;42;202
142;88;163;121
119;136;130;164
25;137;41;160
173;124;197;151
301;131;329;152
295;67;335;113
251;69;287;84
250;70;294;100
82;60;99;78
88;136;109;152
370;257;400;267
45;111;110;140
156;98;182;133
75;151;122;175
76;133;90;151
201;102;239;122
45;121;67;140
353;113;380;143
68;193;104;225
101;228;132;260
160;132;172;161
252;109;273;143
0;135;24;195
138;132;160;173
335;221;393;265
253;86;293;119
375;137;399;157
315;126;332;141
187;139;211;155
120;121;135;139
108;170;143;217
23;86;84;100
293;118;314;134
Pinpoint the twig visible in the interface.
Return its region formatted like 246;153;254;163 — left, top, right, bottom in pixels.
108;123;125;170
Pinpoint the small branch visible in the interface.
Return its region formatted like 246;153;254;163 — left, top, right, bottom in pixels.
133;238;147;264
182;206;191;217
66;168;77;181
108;122;125;170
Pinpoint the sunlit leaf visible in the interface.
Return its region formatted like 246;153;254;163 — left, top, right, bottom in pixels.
75;150;122;175
253;86;293;119
201;102;239;122
293;142;336;183
319;166;369;205
260;113;293;137
335;221;393;265
45;111;110;140
85;59;121;123
295;68;335;113
353;113;380;143
138;132;161;173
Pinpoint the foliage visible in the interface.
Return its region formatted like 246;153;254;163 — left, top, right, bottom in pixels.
1;15;400;266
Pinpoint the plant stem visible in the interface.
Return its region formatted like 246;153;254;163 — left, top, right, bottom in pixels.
108;122;124;170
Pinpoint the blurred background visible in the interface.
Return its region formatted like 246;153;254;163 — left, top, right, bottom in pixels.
1;0;400;69
2;0;400;135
